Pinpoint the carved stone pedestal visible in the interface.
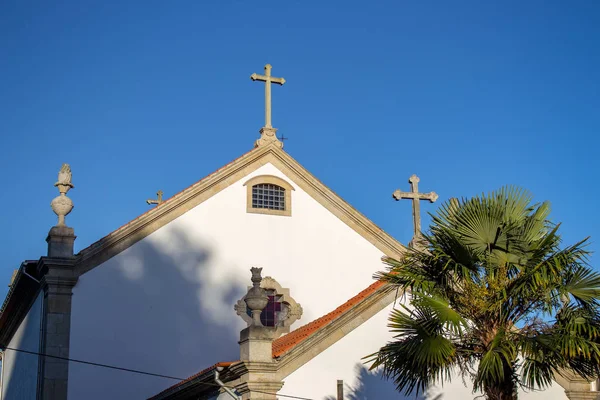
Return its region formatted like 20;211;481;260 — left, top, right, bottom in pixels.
555;370;600;400
229;362;283;400
46;226;76;258
240;326;276;363
564;392;600;400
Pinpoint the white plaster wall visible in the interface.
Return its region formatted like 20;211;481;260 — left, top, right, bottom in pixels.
1;292;42;400
284;299;569;400
67;161;572;400
68;162;391;399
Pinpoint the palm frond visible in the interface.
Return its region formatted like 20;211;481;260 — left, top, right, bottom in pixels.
519;333;565;390
370;185;599;398
561;262;600;307
366;303;459;395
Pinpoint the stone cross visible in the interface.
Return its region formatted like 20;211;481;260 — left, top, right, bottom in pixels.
392;175;438;242
278;133;289;144
251;64;285;129
146;190;164;206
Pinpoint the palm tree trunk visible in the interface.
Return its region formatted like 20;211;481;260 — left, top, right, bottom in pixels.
483;363;517;400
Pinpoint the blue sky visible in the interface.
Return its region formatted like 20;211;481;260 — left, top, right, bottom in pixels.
1;0;599;302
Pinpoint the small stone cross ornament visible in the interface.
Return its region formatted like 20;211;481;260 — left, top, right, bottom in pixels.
392;174;438;248
146;190;164;206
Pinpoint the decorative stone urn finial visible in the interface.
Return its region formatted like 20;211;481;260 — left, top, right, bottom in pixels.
244;267;269;326
51;164;74;227
235;271;303;337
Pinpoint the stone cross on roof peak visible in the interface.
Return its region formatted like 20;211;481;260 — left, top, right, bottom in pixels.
251;64;286;148
392;174;438;247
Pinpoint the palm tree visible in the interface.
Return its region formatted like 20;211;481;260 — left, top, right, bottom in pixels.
369;187;600;400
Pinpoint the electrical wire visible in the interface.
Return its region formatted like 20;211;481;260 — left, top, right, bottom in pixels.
1;346;314;400
2;346;184;380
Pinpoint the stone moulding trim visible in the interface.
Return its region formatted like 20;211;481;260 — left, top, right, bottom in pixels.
243;174;294;217
75;144;406;276
269;150;406;259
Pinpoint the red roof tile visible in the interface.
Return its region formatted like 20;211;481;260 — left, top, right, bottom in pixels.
148;280;387;399
271;280;385;357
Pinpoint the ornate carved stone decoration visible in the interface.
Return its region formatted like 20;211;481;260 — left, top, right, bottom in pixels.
51;163;75;226
255;127;283;149
235;270;303;337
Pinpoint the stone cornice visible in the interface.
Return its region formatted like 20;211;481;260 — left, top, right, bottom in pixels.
0;257;80;349
0;261;42;347
36;257;80;295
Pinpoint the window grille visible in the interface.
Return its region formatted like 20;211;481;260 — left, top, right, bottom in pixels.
252;184;286;211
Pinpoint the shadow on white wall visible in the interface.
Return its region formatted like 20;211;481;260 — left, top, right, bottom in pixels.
325;364;442;400
69;226;248;399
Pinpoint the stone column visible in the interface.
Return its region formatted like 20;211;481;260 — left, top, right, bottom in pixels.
236;326;284;399
37;163;79;399
233;268;286;399
37;258;78;400
239;326;275;364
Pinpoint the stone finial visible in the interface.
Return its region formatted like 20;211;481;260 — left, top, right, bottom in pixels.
51;164;74;227
47;164;76;257
244;267;269;326
235;271;303;337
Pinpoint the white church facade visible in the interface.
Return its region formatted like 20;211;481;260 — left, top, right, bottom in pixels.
0;65;595;400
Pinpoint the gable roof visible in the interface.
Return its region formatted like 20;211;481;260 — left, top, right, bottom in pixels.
0;142;404;377
148;279;395;400
75;143;405;275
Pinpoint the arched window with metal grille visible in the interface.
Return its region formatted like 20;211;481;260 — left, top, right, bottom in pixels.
252;183;286;211
243;175;294;216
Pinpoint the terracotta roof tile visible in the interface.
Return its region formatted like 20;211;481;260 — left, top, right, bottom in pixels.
148;280;387;399
271;280;385;358
148;361;235;400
